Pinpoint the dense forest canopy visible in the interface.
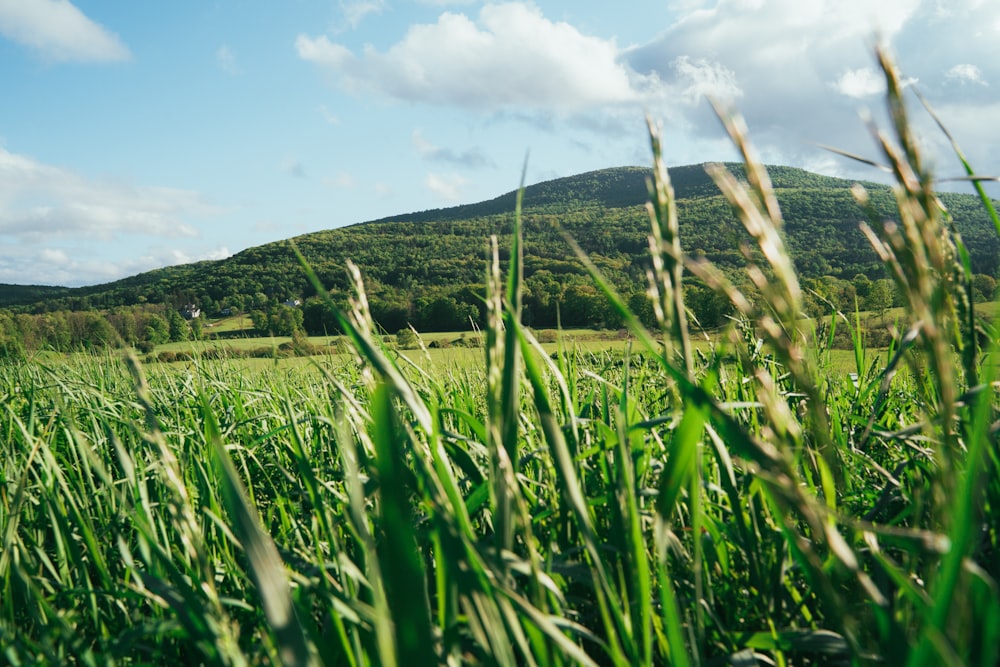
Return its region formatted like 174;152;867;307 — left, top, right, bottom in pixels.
1;163;998;351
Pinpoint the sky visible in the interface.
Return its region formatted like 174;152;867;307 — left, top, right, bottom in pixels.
1;0;997;287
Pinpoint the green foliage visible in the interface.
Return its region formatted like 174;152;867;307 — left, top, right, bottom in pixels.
250;304;304;336
168;308;189;342
973;273;997;301
394;327;418;349
866;278;894;319
143;313;170;345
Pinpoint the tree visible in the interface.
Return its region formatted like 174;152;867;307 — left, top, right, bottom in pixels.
418;295;477;332
37;312;72;351
973;274;997;302
852;273;872;300
189;316;203;340
14;314;39;351
628;291;657;329
524;271;564;327
866;279;894;320
562;282;621;329
108;308;138;344
395;327;419;349
168;309;189;342
685;284;733;329
269;305;304;336
0;312;24;359
303;297;341;335
69;312;115;350
142;313;171;345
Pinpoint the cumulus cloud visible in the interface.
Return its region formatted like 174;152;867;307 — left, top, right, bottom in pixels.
426;172;470;201
297;2;646;112
831;67;887;99
670;56;743;105
0;0;130;63
412;130;494;168
945;63;987;85
0;147;215;243
295;0;999;185
625;0;1000;181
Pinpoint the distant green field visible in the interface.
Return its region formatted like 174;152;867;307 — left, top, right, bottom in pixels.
146;320;895;384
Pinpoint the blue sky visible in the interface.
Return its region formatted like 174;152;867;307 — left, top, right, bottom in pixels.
1;0;997;286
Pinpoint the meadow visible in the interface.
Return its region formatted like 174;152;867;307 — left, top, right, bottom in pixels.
1;50;998;666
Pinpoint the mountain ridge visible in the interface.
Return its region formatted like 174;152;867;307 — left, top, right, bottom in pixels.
1;164;996;323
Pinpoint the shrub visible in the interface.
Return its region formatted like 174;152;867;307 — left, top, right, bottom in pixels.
395;328;419;349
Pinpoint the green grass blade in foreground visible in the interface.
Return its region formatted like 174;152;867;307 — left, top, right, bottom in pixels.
369;382;438;666
912;324;1000;666
201;392;317;667
654;401;705;667
611;359;655;666
516;322;655;667
490;163;528;560
656;402;706;526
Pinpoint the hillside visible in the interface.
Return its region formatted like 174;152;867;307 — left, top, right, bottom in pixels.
2;163;998;333
0;284;73;309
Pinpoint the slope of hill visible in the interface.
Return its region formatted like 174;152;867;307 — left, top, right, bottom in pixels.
1;163;997;331
0;284;73;309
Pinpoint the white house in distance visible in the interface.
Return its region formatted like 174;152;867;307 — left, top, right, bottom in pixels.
181;304;201;320
283;298;302;308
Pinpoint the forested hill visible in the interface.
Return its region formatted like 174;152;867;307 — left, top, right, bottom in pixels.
0;284;73;309
2;163;998;333
369;163;864;225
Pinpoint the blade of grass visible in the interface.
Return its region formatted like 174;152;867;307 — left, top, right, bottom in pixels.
201;392;317;667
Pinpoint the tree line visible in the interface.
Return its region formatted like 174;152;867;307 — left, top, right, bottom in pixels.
0;304;194;358
6;267;993;359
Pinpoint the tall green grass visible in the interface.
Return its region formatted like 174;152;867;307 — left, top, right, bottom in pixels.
1;47;997;665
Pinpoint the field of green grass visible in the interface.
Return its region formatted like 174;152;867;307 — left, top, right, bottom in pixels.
1;51;998;666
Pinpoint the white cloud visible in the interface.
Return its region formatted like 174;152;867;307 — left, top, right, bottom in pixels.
624;0;999;181
295;34;353;68
0;0;130;63
294;0;999;186
297;2;645;112
945;63;987;85
831;67;887;99
216;45;240;74
340;0;385;29
426;172;470;201
0;147;215;243
412;129;493;167
0;245;231;287
38;247;68;264
670;56;743;105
